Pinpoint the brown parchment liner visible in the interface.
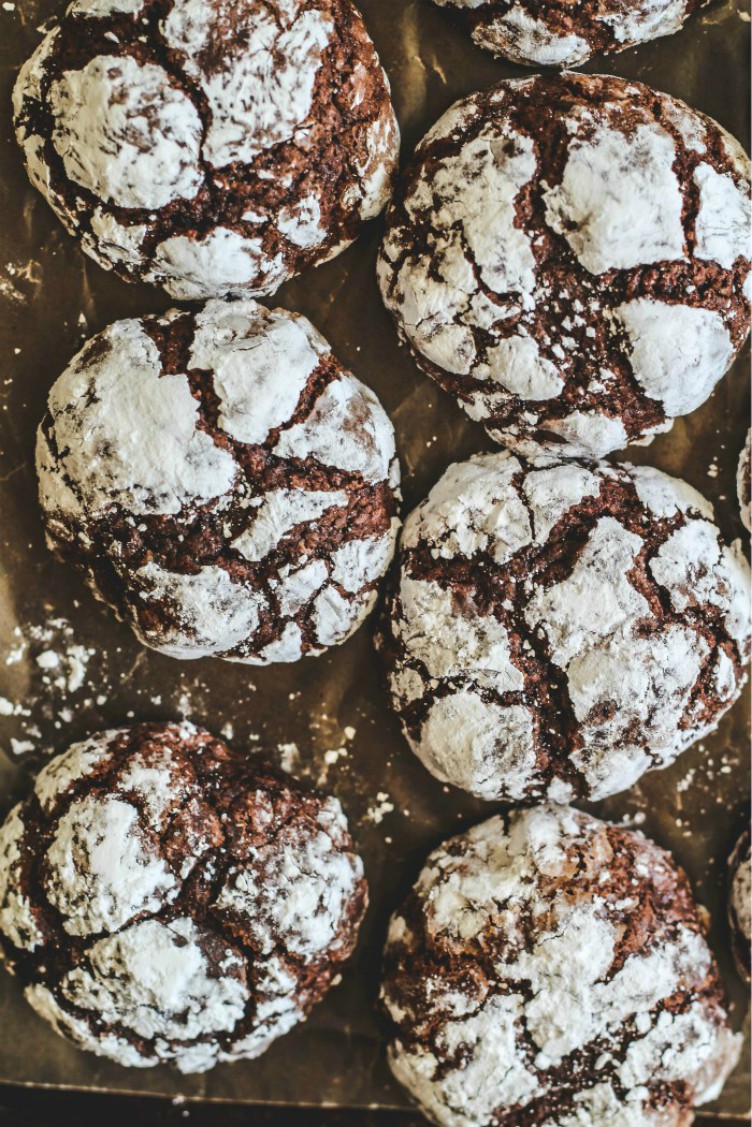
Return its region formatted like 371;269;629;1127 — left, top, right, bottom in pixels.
0;0;749;1113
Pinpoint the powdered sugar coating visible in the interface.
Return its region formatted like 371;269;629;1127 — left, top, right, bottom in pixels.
432;0;708;64
39;318;237;522
543;121;685;275
382;805;741;1127
214;797;363;959
0;807;43;953
37;298;400;664
13;0;399;299
378;74;751;458
45;795;177;936
48;55;203;210
380;452;751;802
0;723;368;1072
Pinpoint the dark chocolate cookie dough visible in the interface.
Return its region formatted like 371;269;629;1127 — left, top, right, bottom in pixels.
432;0;709;66
13;0;399;299
382;805;741;1127
0;722;367;1072
378;452;751;802
378;73;751;459
37;299;400;663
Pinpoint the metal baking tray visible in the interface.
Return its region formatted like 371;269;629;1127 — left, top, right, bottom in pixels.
0;0;749;1113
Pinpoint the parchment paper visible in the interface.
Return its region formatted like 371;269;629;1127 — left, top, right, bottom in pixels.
0;0;749;1113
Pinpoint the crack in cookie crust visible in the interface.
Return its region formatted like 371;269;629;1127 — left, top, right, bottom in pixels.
0;722;368;1073
377;74;751;459
377;451;750;802
381;805;741;1127
13;0;400;299
37;298;401;664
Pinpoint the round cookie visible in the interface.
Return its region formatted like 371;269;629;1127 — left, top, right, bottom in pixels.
377;73;751;459
728;827;751;982
0;722;367;1073
37;298;400;664
382;805;741;1127
431;0;708;67
378;452;751;802
13;0;399;300
737;427;751;532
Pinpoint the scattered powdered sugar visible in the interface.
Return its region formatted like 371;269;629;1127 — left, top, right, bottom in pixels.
365;792;395;824
0;618;111;758
383;806;742;1127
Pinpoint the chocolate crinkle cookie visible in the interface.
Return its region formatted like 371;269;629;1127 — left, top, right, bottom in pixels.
13;0;399;300
431;0;708;66
378;73;751;459
0;722;367;1073
728;827;751;983
378;452;751;802
382;804;741;1127
37;298;400;664
737;427;751;533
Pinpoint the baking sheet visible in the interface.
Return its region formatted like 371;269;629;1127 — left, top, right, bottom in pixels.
0;0;750;1113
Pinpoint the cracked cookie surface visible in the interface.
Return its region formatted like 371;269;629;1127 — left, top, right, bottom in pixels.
37;298;400;664
382;804;741;1127
432;0;710;66
13;0;399;299
377;73;751;459
0;722;367;1073
377;451;751;802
